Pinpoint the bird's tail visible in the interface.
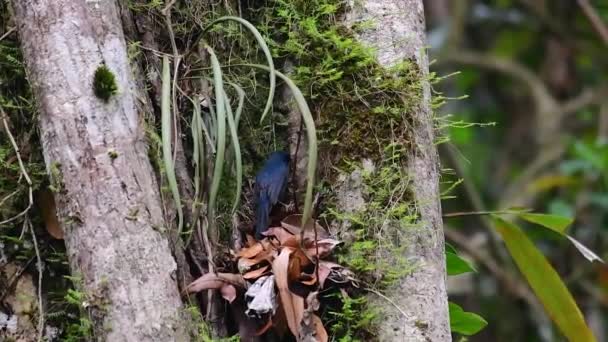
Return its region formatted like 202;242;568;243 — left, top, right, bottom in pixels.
255;194;270;240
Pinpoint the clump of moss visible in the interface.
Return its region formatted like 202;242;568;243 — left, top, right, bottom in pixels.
93;65;118;102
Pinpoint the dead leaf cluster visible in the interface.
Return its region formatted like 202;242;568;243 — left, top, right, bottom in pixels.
185;214;354;341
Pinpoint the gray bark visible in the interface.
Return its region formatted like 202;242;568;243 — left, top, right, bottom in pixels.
345;1;451;340
12;1;187;341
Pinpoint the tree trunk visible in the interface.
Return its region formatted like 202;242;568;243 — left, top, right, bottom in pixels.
12;1;187;340
345;1;451;340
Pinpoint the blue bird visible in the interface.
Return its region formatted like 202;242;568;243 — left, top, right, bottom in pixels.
254;151;290;240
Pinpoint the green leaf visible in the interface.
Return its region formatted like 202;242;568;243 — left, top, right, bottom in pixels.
492;217;596;342
161;56;183;236
445;242;458;254
449;302;487;336
517;213;573;234
446;251;476;276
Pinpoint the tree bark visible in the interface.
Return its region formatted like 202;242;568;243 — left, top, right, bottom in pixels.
12;1;187;340
345;1;451;340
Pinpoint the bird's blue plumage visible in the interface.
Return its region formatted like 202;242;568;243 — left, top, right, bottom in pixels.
254;151;290;239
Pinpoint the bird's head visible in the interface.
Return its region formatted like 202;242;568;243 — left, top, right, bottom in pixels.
268;151;290;164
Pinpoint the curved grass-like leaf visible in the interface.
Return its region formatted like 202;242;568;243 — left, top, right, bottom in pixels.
226;82;245;128
161;56;183;235
492;216;596;342
204;16;275;123
222;89;243;214
245;65;317;229
191;97;205;210
206;46;227;231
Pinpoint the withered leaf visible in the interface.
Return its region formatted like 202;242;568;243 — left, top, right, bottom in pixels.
243;264;270;280
281;214;329;239
272;248;304;337
185;272;247;294
221;284;237;303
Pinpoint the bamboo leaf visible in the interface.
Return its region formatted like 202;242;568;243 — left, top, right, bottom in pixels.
516;212;603;263
492;217;596;342
517;213;573;234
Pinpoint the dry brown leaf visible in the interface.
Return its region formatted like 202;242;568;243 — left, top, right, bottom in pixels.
288;254;302;283
245;234;257;247
299;273;316;286
292;248;312;268
255;318;273;336
263;227;295;245
272;248;304;337
300;293;327;342
37;189;63;240
243;264;270;280
238;241;265;258
185;272;247;294
318;261;351;288
238;248;277;271
304;238;341;259
281;214;329;238
221;284;237;303
311;315;328;342
317;264;332;289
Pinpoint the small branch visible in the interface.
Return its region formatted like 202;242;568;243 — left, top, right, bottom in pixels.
499;144;565;209
598;102;608;142
442;209;529;218
440;50;557;114
0;27;16;42
0;256;35;302
27;217;45;342
365;287;409;319
0;107;33;226
561;84;608;116
577;0;608;46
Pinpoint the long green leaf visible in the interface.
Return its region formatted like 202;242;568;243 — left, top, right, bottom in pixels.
517;213;573;234
492;217;596;342
206;46;227;233
246;65;317;229
515;212;604;263
161;56;183;235
204;16;275;122
191;97;205;208
222;89;243;214
226;82;245;128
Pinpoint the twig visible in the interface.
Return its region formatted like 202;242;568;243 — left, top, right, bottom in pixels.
598;102;608;142
0;256;35;302
577;0;608;46
442;209;529;218
365;287;409;319
0;27;16;42
440;50;556;115
27;217;45;342
0;107;33;226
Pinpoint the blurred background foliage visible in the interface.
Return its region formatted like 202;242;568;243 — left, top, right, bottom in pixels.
427;0;608;341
